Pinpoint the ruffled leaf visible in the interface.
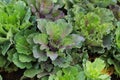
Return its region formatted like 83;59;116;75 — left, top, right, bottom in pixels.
24;68;41;78
52;54;72;68
12;53;32;69
19;54;35;63
15;32;32;55
33;33;48;45
37;19;48;33
33;45;48;62
56;19;73;38
47;51;58;61
0;55;7;67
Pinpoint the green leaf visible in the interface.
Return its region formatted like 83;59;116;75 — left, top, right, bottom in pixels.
0;24;7;35
0;75;2;80
6;28;13;39
94;8;114;23
33;33;48;45
1;41;12;56
0;55;7;67
40;63;53;72
98;74;111;80
37;19;48;33
0;37;8;44
107;58;120;75
14;1;26;18
7;49;16;62
91;0;117;7
45;19;73;40
19;54;35;63
46;21;60;40
47;51;58;61
33;45;48;62
76;71;85;80
27;33;37;45
48;65;83;80
113;52;120;61
103;34;112;49
15;32;32;55
38;0;53;15
72;34;85;48
61;37;73;49
12;53;32;69
116;22;120;49
20;21;32;29
52;0;57;3
48;74;56;80
41;76;48;80
56;19;73;38
84;58;109;79
52;54;72;68
37;72;49;79
24;68;41;78
22;7;31;23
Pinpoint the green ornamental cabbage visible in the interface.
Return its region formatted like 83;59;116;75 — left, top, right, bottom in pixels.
28;19;85;68
84;58;111;80
74;7;115;46
0;0;31;43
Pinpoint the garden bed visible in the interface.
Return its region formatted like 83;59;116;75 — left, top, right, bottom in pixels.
0;0;120;80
